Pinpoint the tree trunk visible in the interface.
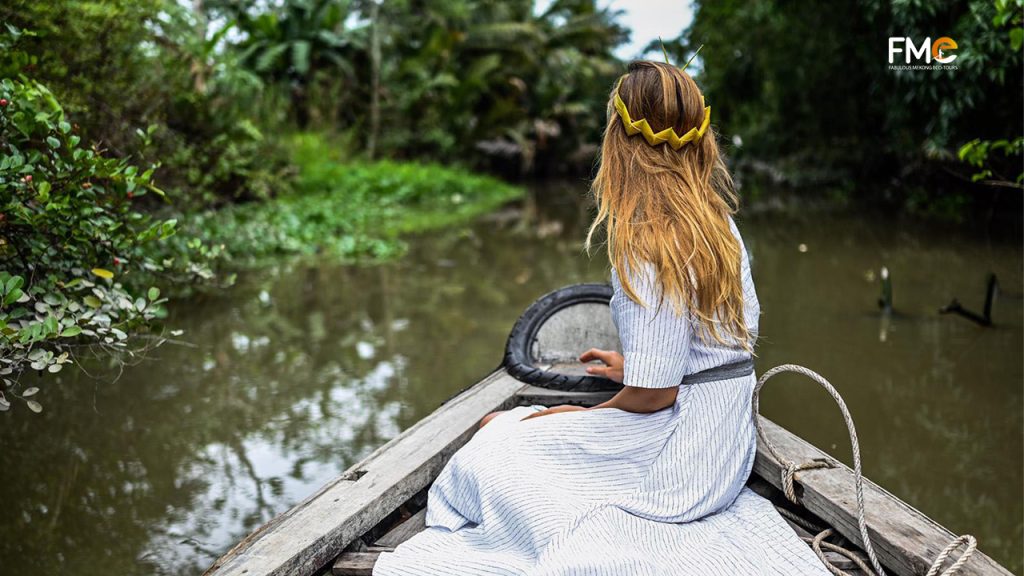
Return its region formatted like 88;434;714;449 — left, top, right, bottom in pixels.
367;0;381;159
292;83;310;129
191;0;208;94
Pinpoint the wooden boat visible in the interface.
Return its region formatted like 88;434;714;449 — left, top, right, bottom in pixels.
205;285;1012;576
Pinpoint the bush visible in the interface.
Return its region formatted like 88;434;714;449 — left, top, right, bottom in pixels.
186;134;524;262
0;77;205;412
0;6;295;210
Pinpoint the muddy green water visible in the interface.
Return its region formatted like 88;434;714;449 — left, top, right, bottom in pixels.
1;184;1021;575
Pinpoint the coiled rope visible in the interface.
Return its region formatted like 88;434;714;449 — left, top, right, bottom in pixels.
753;364;978;576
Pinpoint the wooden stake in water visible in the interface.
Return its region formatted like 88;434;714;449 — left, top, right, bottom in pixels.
877;266;893;313
878;267;893;343
939;273;998;327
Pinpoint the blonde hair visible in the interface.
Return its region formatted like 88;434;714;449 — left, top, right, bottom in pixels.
586;60;750;349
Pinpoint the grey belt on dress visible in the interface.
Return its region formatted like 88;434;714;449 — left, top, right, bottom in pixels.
680;357;755;386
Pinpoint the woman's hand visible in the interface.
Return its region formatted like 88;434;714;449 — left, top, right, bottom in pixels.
521;405;588;421
582;348;677;413
579;348;625;383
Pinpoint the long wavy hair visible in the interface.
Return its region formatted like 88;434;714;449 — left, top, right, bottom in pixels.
586;60;750;349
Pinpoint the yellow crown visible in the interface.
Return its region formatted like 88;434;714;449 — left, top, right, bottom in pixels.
612;75;711;150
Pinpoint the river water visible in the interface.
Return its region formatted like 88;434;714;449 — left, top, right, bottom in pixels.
1;182;1021;575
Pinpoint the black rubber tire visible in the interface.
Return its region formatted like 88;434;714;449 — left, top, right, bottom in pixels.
503;283;622;392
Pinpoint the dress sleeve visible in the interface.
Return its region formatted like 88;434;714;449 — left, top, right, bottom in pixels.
610;261;692;389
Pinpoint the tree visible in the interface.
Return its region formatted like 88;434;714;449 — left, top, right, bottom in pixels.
680;0;1023;211
228;0;368;128
370;0;628;174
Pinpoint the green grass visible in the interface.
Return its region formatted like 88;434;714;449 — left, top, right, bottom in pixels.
190;134;523;263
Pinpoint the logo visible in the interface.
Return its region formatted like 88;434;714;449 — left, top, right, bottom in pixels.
887;37;958;70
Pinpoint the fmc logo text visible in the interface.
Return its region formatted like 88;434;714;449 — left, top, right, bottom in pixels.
888;36;958;70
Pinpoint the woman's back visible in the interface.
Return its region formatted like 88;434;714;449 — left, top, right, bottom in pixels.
610;215;759;384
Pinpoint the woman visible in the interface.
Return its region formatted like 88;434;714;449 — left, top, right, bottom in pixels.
374;61;829;575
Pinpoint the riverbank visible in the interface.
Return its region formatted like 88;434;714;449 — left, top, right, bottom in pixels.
0;128;523;411
183;134;524;265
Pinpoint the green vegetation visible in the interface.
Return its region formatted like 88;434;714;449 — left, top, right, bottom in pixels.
1;0;1021;404
0;2;294;209
0;80;521;405
669;0;1023;213
0;77;187;411
216;0;627;171
190;135;523;262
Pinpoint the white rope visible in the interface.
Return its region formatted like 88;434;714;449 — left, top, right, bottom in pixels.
809;528;877;576
925;535;978;576
754;364;977;576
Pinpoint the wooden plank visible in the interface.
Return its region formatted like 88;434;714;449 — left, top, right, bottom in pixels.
515;384;615;407
779;518;868;575
333;551;384;576
204;370;526;576
375;508;428;548
356;487;428;549
754;417;1012;576
534;307;620;367
334;547;392;575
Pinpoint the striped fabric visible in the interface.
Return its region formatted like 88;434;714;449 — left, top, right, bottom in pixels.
374;217;829;575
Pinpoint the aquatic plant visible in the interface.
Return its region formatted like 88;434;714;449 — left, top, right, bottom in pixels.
184;134;524;263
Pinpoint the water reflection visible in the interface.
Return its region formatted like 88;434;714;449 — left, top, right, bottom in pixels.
0;184;1020;575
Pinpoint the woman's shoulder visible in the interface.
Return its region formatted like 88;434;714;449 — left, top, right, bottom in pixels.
611;259;657;287
610;260;665;312
727;213;744;240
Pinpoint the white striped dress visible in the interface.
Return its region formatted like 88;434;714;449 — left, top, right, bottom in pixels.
374;218;830;575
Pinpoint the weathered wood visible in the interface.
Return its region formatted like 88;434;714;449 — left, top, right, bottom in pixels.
754;417;1012;576
333;547;393;575
515;384;616;407
375;508;428;548
357;487;429;549
779;517;869;575
332;551;386;576
205;370;527;576
534;304;620;364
